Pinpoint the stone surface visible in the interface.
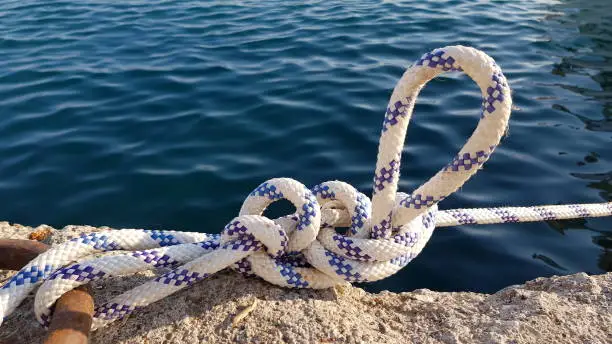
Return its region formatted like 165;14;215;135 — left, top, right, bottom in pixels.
1;222;610;344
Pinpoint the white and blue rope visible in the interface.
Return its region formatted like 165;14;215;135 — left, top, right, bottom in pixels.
0;45;610;331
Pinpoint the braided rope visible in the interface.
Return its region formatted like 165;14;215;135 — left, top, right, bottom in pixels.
1;46;610;331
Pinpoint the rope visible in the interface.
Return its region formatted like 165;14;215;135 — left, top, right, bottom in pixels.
1;45;610;331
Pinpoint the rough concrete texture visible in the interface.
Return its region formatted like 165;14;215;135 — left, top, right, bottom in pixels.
1;222;610;344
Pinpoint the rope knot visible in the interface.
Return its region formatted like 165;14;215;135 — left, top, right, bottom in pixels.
3;45;611;333
220;216;288;258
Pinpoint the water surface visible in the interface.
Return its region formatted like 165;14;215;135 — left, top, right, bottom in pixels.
0;0;610;293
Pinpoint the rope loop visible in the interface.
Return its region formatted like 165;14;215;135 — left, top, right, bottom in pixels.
240;178;321;252
371;46;511;238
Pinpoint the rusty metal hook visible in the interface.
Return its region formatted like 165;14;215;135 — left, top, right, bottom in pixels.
0;239;93;344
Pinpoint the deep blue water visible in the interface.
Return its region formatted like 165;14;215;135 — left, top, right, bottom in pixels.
0;0;610;293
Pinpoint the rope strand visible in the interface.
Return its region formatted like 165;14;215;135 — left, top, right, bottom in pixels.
436;203;612;227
